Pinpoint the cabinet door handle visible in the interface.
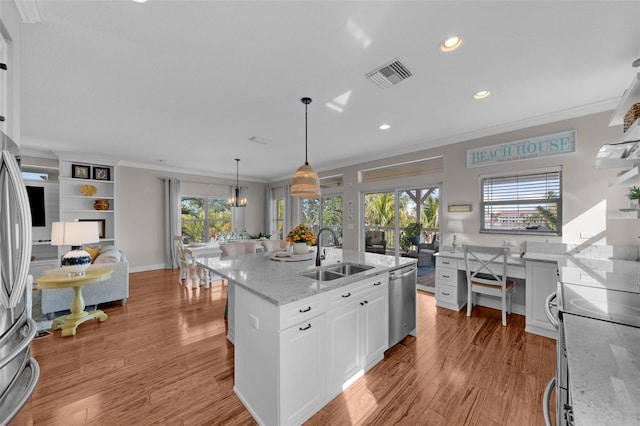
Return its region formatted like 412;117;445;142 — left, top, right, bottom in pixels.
299;323;312;331
373;281;382;286
442;261;451;265
442;292;450;296
442;274;450;278
360;302;365;306
364;300;368;304
342;292;351;298
299;306;312;313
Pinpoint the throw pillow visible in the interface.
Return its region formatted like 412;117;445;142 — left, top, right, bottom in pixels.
84;246;101;263
94;249;122;264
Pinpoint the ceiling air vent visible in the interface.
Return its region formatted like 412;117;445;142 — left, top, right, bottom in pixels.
366;58;412;89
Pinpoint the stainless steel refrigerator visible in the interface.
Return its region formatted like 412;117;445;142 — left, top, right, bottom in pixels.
0;130;40;424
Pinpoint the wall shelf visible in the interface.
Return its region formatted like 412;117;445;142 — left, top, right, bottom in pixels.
607;209;640;219
610;72;640;127
609;165;640;188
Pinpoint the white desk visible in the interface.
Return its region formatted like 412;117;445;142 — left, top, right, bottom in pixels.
183;243;223;288
435;250;528;314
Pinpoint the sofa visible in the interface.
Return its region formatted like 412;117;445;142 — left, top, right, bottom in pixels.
41;246;129;319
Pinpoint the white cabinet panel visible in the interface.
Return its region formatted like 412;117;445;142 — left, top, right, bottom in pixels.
280;314;326;425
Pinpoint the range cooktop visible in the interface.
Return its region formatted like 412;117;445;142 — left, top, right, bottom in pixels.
560;283;640;328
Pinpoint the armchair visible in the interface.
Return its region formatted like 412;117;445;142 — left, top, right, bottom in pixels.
365;230;387;254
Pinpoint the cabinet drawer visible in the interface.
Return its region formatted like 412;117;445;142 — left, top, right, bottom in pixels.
280;296;322;330
435;267;458;286
324;273;388;310
436;257;458;269
436;284;457;305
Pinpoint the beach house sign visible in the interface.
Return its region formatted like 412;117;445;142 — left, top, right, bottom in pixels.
467;130;576;167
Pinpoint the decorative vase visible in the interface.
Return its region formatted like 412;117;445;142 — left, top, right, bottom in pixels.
293;242;308;255
94;199;109;210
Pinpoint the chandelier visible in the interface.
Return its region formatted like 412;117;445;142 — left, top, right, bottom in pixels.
228;158;247;207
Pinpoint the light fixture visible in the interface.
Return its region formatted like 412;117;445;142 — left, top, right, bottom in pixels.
379;123;391;130
291;97;321;198
440;35;463;52
447;220;464;252
228;158;247;207
473;90;491;100
51;220;100;275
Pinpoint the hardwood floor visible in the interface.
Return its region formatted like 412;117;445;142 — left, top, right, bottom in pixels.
12;269;555;425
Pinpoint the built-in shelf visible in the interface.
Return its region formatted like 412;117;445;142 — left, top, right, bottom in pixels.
607;209;640;219
610;72;640;127
609;165;640;188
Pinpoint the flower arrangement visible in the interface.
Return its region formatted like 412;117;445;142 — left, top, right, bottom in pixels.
287;224;317;246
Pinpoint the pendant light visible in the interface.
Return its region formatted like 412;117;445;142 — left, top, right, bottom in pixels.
228;158;247;207
291;97;321;198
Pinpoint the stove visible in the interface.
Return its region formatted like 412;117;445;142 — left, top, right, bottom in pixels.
560;283;640;328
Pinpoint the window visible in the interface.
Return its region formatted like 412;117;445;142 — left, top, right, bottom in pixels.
181;196;232;242
480;169;561;235
274;198;284;239
301;195;343;245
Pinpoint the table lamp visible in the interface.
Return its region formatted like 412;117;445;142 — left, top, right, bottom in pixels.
51;220;100;275
447;220;464;252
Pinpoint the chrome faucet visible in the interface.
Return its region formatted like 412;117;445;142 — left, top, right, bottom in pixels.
316;227;340;266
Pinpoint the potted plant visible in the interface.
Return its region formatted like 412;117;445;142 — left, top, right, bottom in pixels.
400;222;422;252
249;232;271;240
287;224;317;254
629;186;640;207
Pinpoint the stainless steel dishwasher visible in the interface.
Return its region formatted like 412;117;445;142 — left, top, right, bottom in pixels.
388;263;417;347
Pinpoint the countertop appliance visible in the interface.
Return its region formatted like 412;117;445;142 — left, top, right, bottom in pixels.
388;263;417;347
0;131;40;424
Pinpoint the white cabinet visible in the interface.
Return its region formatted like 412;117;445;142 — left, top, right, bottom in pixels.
280;314;326;425
435;256;467;310
525;260;558;339
233;273;389;426
57;155;117;253
325;275;388;397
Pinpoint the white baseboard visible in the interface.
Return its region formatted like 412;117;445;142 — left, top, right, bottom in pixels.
128;263;166;273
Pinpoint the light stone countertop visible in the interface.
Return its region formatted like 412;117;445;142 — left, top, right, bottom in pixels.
563;314;640;426
525;245;640;425
198;248;416;306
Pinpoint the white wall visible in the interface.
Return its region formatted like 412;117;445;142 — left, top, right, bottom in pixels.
270;110;639;252
116;166;266;271
26;111;640;271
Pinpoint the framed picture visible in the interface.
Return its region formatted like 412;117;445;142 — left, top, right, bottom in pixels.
93;166;110;181
72;164;90;179
79;219;106;239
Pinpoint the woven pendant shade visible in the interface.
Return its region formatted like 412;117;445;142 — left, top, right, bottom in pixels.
291;162;320;198
291;97;321;198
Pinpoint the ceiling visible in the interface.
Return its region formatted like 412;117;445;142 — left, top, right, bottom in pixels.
17;1;640;182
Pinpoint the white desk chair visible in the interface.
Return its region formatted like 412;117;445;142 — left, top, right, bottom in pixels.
464;245;516;326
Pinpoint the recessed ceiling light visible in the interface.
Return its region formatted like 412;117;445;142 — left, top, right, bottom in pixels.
440;36;463;52
132;0;147;3
379;124;391;130
473;90;490;100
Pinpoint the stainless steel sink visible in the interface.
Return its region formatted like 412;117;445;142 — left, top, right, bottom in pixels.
327;263;374;276
300;262;374;281
300;270;344;281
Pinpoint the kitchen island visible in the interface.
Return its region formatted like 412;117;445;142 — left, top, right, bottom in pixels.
199;249;416;426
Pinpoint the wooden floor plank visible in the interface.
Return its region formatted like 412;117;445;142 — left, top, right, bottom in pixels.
12;269;555;425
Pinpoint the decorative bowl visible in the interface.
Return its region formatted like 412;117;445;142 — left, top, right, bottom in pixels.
80;184;97;196
93;199;109;210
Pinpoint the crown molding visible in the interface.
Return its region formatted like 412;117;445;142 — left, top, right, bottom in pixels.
14;0;42;24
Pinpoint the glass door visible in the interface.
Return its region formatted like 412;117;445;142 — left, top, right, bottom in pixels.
363;186;440;291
